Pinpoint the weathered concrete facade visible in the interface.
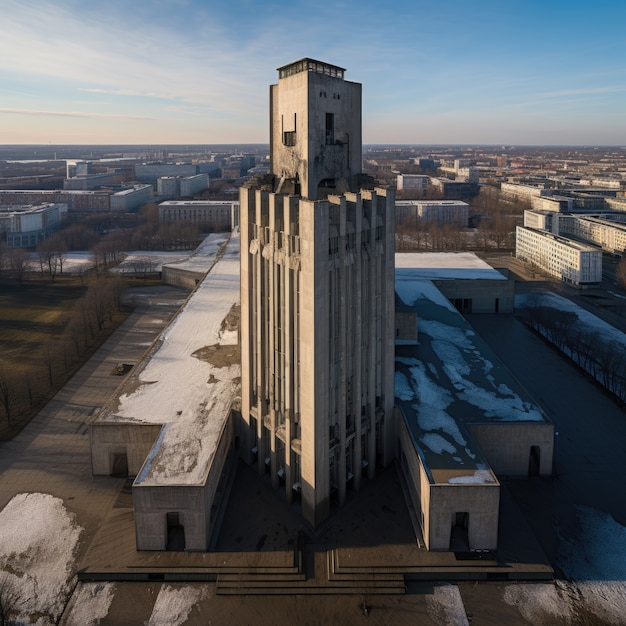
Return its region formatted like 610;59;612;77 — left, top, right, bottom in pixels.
397;416;500;551
240;59;396;528
270;59;362;200
239;186;396;527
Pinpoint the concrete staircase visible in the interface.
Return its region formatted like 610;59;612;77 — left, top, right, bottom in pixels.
215;541;406;596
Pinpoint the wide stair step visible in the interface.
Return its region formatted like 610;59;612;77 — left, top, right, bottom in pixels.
215;547;405;596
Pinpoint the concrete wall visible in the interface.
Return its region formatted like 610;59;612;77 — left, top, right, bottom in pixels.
398;415;500;551
90;423;163;477
270;62;361;200
469;422;554;476
133;413;236;551
428;483;500;551
161;266;205;290
433;278;515;314
133;484;209;551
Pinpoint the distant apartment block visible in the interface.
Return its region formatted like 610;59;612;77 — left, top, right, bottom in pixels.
516;226;602;285
0;190;110;211
135;163;198;182
500;182;550;202
557;215;626;255
63;172;121;190
456;167;479;184
396;200;469;226
396;174;429;190
0;202;67;247
430;178;479;200
66;160;92;178
523;209;558;233
530;195;573;213
110;185;153;212
180;174;209;197
158;200;237;231
157;176;180;198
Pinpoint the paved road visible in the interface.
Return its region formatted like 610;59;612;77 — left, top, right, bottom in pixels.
0;286;187;542
467;311;626;567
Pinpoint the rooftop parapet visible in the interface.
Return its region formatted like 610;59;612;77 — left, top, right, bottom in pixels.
277;58;345;80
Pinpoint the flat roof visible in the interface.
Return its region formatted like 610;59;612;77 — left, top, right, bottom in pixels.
395;252;507;281
395;279;545;485
101;233;240;486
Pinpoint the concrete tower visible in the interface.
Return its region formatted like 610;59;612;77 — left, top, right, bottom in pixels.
240;59;395;528
270;59;362;200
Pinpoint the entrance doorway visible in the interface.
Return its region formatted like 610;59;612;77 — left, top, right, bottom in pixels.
110;452;128;477
450;512;470;551
529;445;541;476
166;512;185;551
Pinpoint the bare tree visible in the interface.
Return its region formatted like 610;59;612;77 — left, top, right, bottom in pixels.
617;253;626;290
0;367;16;426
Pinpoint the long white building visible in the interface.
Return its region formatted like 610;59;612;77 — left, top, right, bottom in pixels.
555;214;626;256
516;226;602;285
0;202;67;247
396;200;469;226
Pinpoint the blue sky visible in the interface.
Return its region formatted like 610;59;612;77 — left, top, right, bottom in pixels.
1;0;625;145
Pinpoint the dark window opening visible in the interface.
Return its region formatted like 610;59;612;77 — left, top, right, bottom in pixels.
283;131;296;146
326;113;335;145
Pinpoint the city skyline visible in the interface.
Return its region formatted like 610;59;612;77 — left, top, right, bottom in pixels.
2;0;625;146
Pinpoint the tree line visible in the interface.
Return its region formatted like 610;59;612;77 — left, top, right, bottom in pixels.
519;301;626;406
0;274;126;434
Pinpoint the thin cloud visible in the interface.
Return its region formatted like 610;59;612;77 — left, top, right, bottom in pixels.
0;107;155;120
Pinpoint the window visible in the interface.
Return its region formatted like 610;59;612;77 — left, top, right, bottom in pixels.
325;113;334;145
283;131;296;146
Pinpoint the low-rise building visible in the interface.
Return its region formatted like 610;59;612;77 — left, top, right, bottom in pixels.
180;174;209;197
516;226;602;285
0;202;67;247
158;200;237;231
557;215;626;255
396;200;469;227
397;174;430;190
135;163;199;182
110;185;153;211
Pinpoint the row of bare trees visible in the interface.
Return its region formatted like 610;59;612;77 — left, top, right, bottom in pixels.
0;275;125;433
519;302;626;405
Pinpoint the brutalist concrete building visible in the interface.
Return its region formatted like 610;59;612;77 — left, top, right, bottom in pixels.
239;59;396;527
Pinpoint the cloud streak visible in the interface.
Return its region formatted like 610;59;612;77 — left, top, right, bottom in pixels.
0;108;155;120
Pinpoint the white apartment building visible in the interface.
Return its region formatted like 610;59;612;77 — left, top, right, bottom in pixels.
396;200;469;226
396;174;429;190
523;209;558;233
531;195;573;213
158;200;236;231
501;182;551;202
157;176;180;198
180;174;209;197
0;203;67;247
557;215;626;255
110;185;153;211
516;226;602;285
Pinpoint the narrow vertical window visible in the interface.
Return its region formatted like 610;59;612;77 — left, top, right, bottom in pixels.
325;113;334;145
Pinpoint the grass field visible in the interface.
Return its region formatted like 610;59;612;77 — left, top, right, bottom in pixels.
0;276;129;439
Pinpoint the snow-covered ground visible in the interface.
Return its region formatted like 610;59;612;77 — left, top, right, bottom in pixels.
503;505;626;624
516;291;626;351
0;493;82;625
63;582;116;626
109;233;241;485
146;585;208;626
110;250;193;274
